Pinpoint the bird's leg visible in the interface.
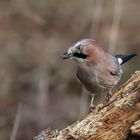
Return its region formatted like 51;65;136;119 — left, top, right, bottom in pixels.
107;90;112;103
90;94;96;112
102;90;114;108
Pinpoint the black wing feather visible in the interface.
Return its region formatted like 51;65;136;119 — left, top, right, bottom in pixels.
115;54;137;65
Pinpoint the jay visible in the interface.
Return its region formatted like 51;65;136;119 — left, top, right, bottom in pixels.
62;39;136;110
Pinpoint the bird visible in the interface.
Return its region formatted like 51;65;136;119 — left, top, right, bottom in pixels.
61;39;136;110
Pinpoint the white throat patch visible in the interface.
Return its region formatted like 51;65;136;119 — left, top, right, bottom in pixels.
76;58;85;63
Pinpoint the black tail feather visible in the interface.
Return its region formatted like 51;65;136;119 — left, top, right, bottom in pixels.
115;54;137;65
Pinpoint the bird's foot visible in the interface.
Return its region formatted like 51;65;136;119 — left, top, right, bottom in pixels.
103;91;114;109
90;104;96;112
107;91;112;103
90;103;104;113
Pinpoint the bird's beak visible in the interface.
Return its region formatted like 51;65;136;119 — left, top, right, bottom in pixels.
61;51;74;59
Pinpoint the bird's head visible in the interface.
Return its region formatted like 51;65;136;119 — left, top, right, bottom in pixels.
62;39;101;62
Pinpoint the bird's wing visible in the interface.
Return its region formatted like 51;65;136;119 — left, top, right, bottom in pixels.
109;68;123;76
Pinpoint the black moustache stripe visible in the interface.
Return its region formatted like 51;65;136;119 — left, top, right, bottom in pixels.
73;52;87;59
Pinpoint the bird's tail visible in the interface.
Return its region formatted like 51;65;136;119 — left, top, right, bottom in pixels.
115;54;137;65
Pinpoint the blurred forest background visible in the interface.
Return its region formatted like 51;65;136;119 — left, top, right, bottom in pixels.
0;0;139;140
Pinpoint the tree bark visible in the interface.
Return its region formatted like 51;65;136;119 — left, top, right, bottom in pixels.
131;119;140;136
34;71;140;140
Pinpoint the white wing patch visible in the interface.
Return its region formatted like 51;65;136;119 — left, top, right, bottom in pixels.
117;58;123;65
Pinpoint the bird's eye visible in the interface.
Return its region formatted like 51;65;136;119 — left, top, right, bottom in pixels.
77;45;81;50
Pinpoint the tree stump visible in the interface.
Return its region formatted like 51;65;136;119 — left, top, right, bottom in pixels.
34;71;140;140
